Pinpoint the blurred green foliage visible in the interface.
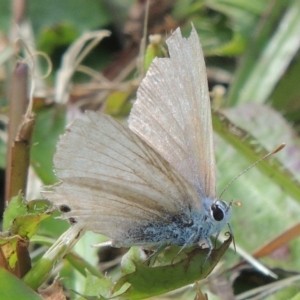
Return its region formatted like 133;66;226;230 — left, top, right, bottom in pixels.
1;0;300;299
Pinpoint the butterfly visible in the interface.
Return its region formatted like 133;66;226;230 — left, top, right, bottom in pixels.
43;25;232;256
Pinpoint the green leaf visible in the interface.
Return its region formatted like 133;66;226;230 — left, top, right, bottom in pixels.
4;196;53;238
3;194;27;231
0;0;11;32
271;51;300;124
28;0;111;34
80;272;114;299
11;214;50;239
38;22;79;55
0;268;42;300
144;35;166;71
26;199;53;214
213;108;300;202
113;236;231;299
291;291;300;300
227;0;300;106
213;103;300;274
66;249;104;279
31;104;66;184
0;135;6;168
106;91;130;116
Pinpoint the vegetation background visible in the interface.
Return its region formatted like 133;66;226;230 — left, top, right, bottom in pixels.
0;0;300;299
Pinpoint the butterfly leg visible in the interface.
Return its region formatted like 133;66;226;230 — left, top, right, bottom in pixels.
227;222;236;253
214;230;221;248
170;232;198;264
146;242;168;266
198;237;214;273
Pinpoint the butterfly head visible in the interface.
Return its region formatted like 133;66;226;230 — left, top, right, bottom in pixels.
211;200;232;223
202;198;232;236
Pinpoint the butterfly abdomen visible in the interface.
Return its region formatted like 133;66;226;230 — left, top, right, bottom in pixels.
112;211;212;247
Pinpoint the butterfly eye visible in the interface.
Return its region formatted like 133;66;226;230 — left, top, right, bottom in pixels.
211;204;224;221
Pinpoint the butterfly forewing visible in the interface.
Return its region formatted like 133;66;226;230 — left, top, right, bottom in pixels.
129;26;216;198
44;112;202;246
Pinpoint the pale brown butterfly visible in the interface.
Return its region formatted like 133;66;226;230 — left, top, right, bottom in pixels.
43;25;232;256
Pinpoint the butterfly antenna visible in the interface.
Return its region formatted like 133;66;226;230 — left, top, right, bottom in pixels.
219;143;286;198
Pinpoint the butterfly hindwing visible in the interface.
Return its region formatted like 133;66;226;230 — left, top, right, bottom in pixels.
43;112;202;245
